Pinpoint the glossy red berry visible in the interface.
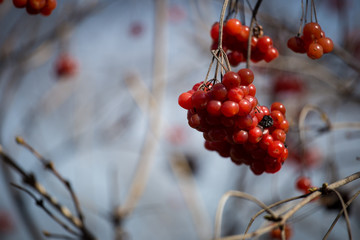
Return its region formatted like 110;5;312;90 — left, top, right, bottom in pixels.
307;43;323;59
271;129;286;142
211;83;228;101
296;176;312;193
238;68;254;86
237;25;249;42
287;36;306;53
228;87;244;102
257;36;273;53
238;99;252;116
221;101;239;117
191;90;208;109
206;100;222;116
222;71;241;90
225;18;242;36
210;22;219;41
303;22;322;41
248;127;263;143
271;102;286;115
178;92;193;110
264;47;279;62
233;130;248;144
318;37;334;53
268;140;285;158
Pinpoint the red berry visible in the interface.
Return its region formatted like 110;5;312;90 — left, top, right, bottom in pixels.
55;54;78;77
221;101;239;117
40;0;57;16
257;36;273;53
233;130;248;144
236;115;253;130
248;84;256;96
264;47;279;62
271;129;286;142
248;126;263;143
271;102;286;115
238;99;252;116
303;22;322;41
268;140;285;158
211;83;228;101
225;18;242;36
318;37;334;53
237;25;249;42
238;68;254;86
259;133;273;150
250;161;265;175
307;43;323;59
270;110;284;125
227;51;244;66
245;95;258;109
13;0;27;8
222;71;241;89
296;176;312;192
206;100;222;116
287;36;306;53
228;87;244;102
178;92;193;109
191;90;208;109
29;0;45;10
210;22;219;41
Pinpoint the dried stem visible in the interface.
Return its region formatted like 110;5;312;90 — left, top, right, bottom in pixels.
323;190;360;240
246;0;263;68
214;190;278;239
11;183;80;237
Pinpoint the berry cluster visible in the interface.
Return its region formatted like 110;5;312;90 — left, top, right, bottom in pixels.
178;69;289;175
210;19;279;66
12;0;57;16
287;22;333;59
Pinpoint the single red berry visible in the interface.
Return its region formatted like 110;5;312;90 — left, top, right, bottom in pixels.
210;22;220;41
29;0;45;10
208;128;227;142
178;92;193;109
248;126;263;143
238;68;254;86
239;85;249;96
260;106;270;115
257;36;273;53
238;99;252;116
307;43;324;59
270;110;284;125
225;18;242;36
271;225;293;240
280;147;289;163
271;102;286;115
259;133;273;150
287;36;306;53
265;157;282;173
237;25;249;42
55;54;78;77
250;161;265;175
248;83;256;96
272;129;286;142
211;83;228;101
254;108;264;122
268;140;285;158
40;0;57;16
303;22;322;41
264;47;279;62
221;101;239;117
245;95;258;109
191;90;208;109
13;0;27;8
235;115;253;130
206;100;222;116
233;130;248;144
222;71;241;89
227;87;244;102
296;176;312;192
318;37;334;53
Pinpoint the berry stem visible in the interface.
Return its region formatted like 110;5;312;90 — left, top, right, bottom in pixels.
311;0;318;23
218;0;230;50
246;0;263;68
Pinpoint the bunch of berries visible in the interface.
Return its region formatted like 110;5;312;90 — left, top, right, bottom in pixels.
178;69;289;175
12;0;57;16
287;22;333;59
210;18;279;66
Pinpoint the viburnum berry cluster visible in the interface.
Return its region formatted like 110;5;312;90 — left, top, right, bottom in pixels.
287;22;333;59
210;18;279;66
178;69;289;175
12;0;57;16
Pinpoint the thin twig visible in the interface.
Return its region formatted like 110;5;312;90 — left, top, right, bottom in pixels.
11;183;81;237
323;190;360;240
246;0;263;68
329;189;352;240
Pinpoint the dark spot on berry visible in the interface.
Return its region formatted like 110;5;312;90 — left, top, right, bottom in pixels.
259;115;273;128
